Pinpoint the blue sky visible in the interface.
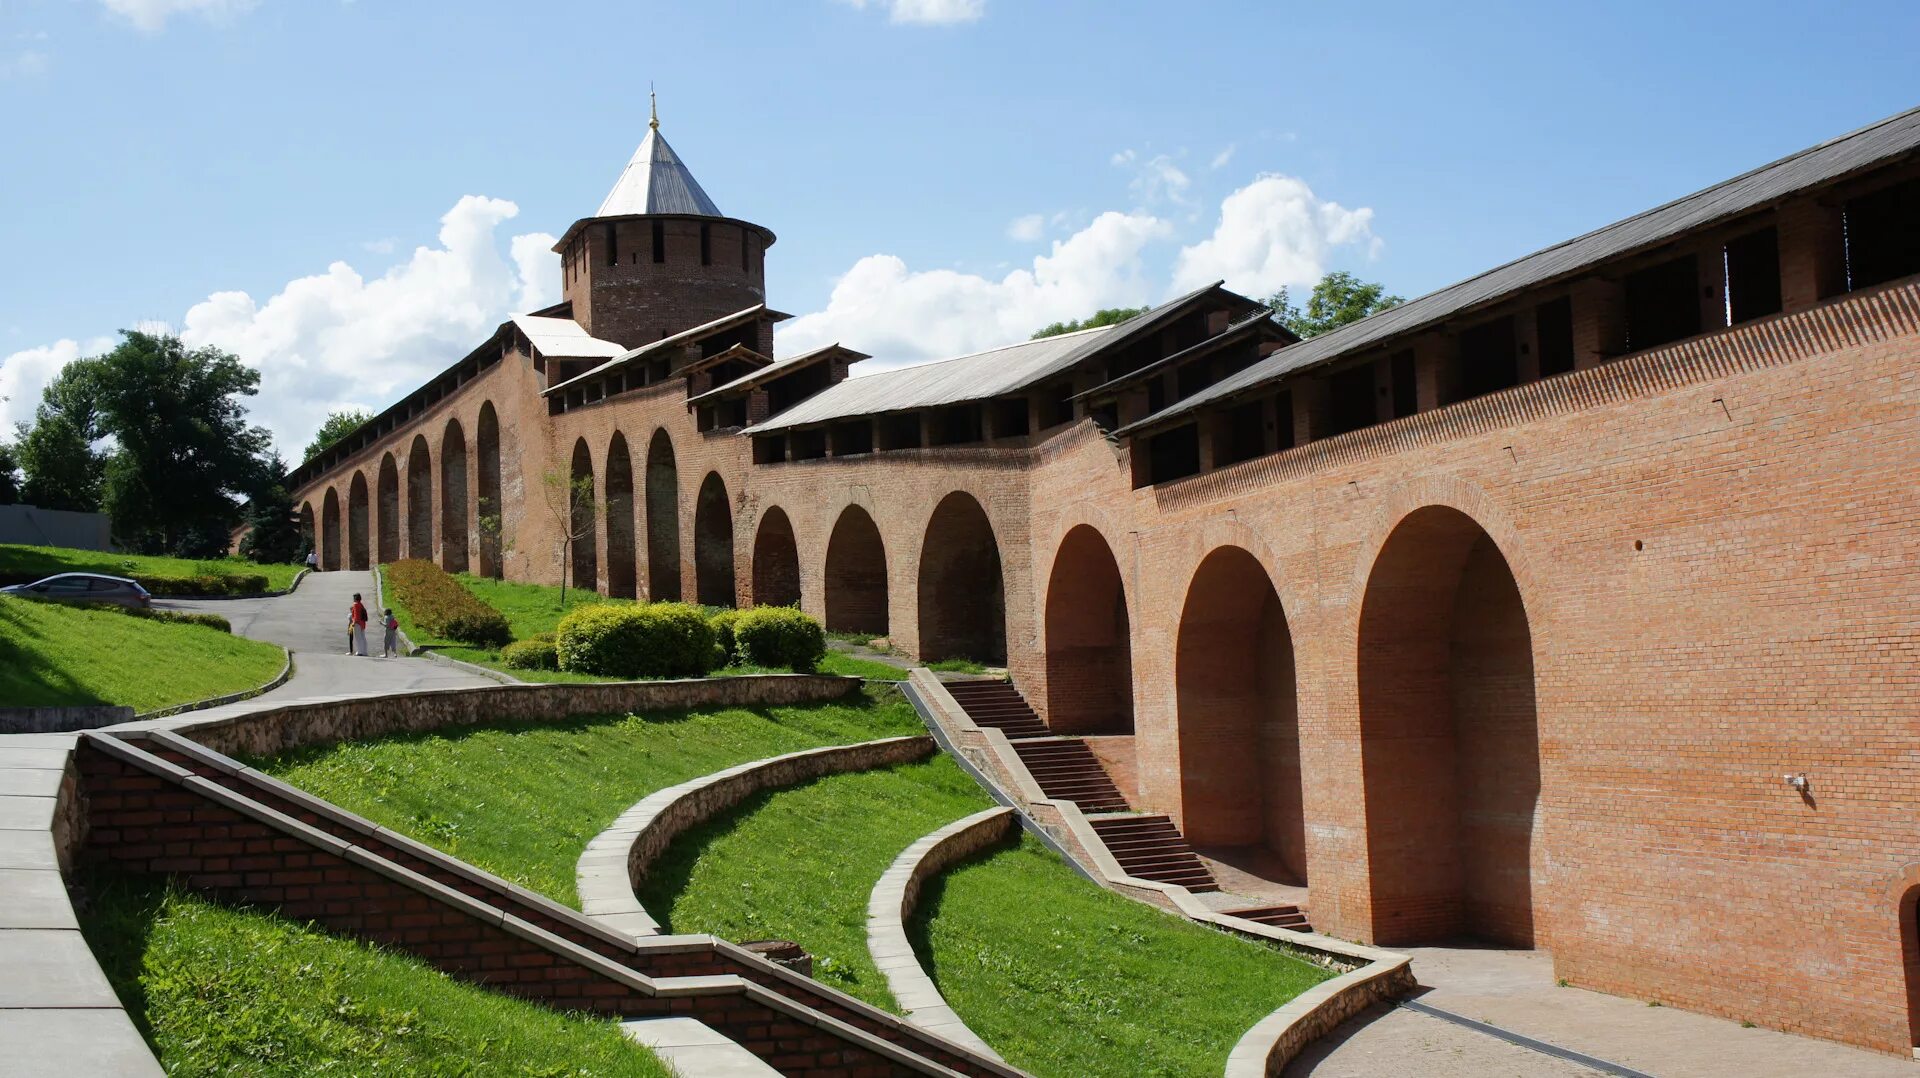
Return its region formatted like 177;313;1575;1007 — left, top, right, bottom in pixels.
1;0;1915;455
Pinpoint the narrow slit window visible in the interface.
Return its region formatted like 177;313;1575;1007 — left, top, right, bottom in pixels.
651;221;666;264
1724;227;1782;324
700;224;712;266
605;223;618;266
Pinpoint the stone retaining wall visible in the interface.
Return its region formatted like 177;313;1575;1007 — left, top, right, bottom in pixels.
578;736;935;938
152;674;862;758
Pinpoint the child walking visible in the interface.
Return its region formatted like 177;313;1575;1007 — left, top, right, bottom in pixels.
381;608;400;658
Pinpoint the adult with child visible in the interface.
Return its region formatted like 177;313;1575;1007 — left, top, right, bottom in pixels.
349;592;370;656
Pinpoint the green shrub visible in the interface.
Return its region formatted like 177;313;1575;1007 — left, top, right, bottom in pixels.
733;606;827;672
121;607;233;633
556;602;715;679
500;638;560;670
710;609;744;664
385;560;511;648
130;573;269;597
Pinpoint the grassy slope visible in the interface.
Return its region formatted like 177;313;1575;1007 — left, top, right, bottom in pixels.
258;689;925;905
639;757;993;1009
0;595;285;711
916;835;1334;1078
0;542;301;590
381;566;905;681
78;872;668;1077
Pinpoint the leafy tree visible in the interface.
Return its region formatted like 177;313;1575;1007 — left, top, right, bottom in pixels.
541;466;598;610
239;470;303;565
15;416;104;512
85;331;275;554
0;438;19;505
1031;306;1149;340
1266;271;1404;339
303;408;373;463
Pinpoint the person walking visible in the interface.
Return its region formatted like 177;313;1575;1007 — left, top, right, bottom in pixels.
305;548;318;572
349;593;370;657
381;608;400;658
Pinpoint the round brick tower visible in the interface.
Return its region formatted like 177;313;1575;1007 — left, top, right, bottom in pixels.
553;104;776;352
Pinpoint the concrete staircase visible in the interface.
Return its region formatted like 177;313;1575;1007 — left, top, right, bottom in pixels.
1087;815;1220;894
943;680;1219;893
1220;903;1312;932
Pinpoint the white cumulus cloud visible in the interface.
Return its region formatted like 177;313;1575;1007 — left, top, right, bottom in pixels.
99;0;258;31
4;196;558;460
1006;213;1046;242
778;210;1171;369
1170;174;1378;298
837;0;984;24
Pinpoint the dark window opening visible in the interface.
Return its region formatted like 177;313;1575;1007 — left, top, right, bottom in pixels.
766;364;833;416
700;224;712;267
1724;227;1783;325
1275;390;1295;448
753;435;785;465
1088;402;1120;432
1456;316;1520;400
830;421;873;456
877;413;923;450
1147;378;1167;414
651;221;666;264
1041;383;1075;428
990;398;1030;438
1145;425;1201;484
1535;297;1575;377
1844;177;1920;292
790;429;827;460
648;358;670;383
1390;350;1418;417
1624;254;1701;350
1175;360;1214;401
1327;365;1376;437
714;400;748;429
605;223;618;266
1214;399;1266;467
696;405;717;432
930;405;982;446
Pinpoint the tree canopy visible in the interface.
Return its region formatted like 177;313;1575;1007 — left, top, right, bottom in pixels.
1266;271;1404;339
14;362;107;513
0;438;19;506
1031;306;1148;340
303;408;373;463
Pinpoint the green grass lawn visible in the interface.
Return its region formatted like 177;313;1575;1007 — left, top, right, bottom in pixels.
916;835;1334;1078
0;595;286;711
638;756;993;1009
0;542;302;591
78;871;668;1077
381;567;906;682
257;689;926;905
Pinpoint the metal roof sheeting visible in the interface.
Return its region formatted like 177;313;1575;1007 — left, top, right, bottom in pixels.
509;315;626;360
743;325;1116;434
1123;104;1920;436
597;126;724;218
687;343;871;406
546;303;782;396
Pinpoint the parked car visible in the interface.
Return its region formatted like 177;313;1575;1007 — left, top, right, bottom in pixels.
1;573;152;608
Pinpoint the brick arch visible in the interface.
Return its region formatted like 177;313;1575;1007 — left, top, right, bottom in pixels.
1042;524;1133;735
347;471;371;571
1356;503;1541;948
299;501;316;564
917;491;1005;664
1346;475;1548;640
440;418;469;574
605;432;637;600
320;487;343;571
694;471;735;608
376;454;400;564
751;505;801;608
645;428;680;601
1174;544;1305;884
406;435;433;560
570;438;598;594
824;504;888;635
475;402;503;579
1887;864;1920;1051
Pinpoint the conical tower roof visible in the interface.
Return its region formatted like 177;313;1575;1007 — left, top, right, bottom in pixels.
595;104;723;218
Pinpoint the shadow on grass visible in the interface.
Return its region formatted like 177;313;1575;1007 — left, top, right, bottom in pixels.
68;868;171;1045
903;829;1020;987
632;775;839;935
0;597;115;706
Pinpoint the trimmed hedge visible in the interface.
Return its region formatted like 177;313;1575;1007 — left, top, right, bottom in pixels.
733;606;827;672
710;609;744;665
555;602;715;679
121;607;233;633
131;573;270;597
500;638;559;670
384;560;511;648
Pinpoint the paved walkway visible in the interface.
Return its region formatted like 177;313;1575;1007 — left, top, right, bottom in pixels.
158;570;492;703
1288;945;1914;1078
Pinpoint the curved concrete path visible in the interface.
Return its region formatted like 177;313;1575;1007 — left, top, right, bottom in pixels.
159;569;493;704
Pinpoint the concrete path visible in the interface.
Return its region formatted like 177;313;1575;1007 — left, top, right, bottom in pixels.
1288;945;1914;1078
158;570;492;703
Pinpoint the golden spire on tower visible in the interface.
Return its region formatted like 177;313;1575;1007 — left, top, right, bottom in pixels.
649;85;659;131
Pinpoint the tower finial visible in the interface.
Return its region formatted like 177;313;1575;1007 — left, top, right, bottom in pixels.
649;84;659;131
